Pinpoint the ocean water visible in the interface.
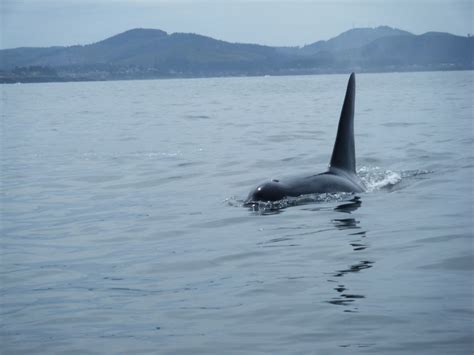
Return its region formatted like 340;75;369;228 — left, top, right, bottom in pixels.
1;71;473;354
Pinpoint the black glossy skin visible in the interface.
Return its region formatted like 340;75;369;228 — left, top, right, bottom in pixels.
246;168;365;204
245;73;365;204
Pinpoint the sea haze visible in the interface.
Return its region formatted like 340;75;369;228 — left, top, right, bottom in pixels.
1;71;473;354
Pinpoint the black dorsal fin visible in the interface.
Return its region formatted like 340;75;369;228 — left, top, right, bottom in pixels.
329;72;356;173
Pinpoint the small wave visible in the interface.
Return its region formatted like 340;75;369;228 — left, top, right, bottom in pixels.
358;166;402;192
358;167;433;192
224;196;245;208
227;192;356;214
399;169;433;178
76;151;182;161
184;114;212;120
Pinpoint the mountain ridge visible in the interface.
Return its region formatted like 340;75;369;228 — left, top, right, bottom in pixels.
1;26;472;83
299;26;413;55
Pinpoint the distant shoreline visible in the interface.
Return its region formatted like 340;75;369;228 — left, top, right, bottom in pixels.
1;26;472;85
1;66;472;85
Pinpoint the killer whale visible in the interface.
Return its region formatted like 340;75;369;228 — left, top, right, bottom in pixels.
245;72;365;204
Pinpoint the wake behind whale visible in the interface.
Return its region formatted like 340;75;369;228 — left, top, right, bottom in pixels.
245;73;365;205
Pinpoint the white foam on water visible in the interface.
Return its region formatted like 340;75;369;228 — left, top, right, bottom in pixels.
358;166;402;192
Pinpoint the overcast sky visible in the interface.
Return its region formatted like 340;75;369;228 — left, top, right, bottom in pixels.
1;0;472;49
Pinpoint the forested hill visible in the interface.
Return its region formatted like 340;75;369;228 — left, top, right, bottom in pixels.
1;26;472;83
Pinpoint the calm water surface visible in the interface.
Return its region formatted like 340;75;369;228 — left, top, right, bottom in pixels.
1;71;473;354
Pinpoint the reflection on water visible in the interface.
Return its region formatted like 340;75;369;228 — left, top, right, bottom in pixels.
249;195;374;311
334;196;362;213
327;197;374;311
332;218;360;229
